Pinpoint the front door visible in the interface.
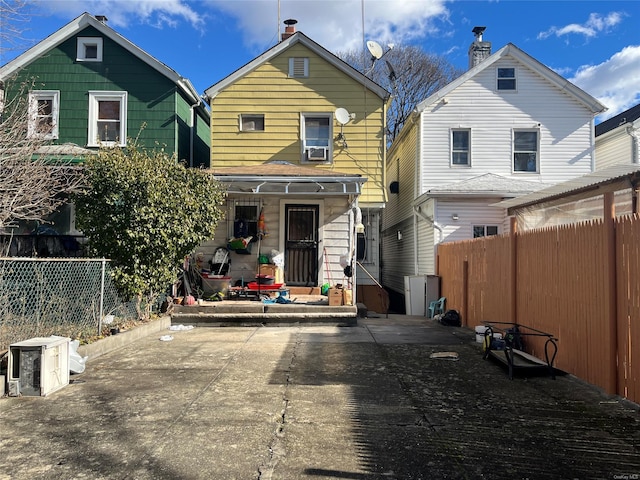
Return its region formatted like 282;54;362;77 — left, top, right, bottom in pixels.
284;204;319;286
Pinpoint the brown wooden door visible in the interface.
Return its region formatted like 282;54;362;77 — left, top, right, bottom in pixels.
284;204;319;286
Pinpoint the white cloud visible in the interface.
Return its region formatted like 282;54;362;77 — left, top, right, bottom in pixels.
37;0;449;53
39;0;205;30
538;12;624;40
570;45;640;120
208;0;449;54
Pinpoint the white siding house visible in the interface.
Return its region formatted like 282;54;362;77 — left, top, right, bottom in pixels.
595;103;640;170
381;29;606;302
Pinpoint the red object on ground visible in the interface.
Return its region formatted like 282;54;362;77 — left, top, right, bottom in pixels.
246;282;284;290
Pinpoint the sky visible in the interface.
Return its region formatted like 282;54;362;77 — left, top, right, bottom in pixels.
3;0;640;123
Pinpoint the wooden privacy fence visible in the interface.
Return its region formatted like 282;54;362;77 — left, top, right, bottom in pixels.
437;214;640;404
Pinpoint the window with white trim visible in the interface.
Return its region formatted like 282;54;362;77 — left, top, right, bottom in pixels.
88;91;127;147
239;114;264;132
451;129;470;166
289;57;309;78
301;113;332;163
77;37;103;62
230;201;260;239
28;90;60;139
473;225;499;238
497;67;516;90
513;129;539;172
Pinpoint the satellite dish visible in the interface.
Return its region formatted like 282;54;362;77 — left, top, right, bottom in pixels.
335;107;352;125
366;40;383;60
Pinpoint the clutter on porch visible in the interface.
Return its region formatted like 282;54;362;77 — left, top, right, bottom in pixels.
178;243;289;303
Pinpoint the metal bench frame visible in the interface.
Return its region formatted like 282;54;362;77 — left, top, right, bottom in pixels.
482;321;558;380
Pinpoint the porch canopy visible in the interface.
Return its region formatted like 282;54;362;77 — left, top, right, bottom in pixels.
206;160;366;195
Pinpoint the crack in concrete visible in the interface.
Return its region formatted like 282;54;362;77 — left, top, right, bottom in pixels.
257;328;300;479
123;327;262;479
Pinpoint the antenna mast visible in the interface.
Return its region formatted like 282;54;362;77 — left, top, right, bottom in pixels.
277;0;281;41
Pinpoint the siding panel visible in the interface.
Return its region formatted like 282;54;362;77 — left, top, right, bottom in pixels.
209;43;387;206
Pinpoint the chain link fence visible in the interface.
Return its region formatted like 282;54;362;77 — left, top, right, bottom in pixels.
0;258;138;352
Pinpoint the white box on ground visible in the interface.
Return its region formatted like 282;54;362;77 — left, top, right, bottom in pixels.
475;326;503;344
8;336;70;396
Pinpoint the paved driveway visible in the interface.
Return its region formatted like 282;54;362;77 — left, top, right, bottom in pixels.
1;316;639;479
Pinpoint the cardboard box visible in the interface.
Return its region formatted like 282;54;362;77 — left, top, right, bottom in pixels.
342;288;353;306
328;288;343;306
259;264;284;284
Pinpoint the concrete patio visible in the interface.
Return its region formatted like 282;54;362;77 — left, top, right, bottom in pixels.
1;315;639;480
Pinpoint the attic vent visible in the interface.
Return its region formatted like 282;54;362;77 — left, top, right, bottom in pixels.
289;57;309;78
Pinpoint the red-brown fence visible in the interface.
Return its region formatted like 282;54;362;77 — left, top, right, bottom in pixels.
437;214;640;404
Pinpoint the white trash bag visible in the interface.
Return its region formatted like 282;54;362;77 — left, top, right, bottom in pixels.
69;339;88;374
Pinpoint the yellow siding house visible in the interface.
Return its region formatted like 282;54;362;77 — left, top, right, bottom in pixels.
199;21;389;307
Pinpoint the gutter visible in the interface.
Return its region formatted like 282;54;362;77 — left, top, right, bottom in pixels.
213;175;365;184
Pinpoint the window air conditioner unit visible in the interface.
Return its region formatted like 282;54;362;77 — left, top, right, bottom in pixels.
306;147;328;161
8;336;70;396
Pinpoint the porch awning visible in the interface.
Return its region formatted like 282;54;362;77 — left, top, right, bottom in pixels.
207;160;366;196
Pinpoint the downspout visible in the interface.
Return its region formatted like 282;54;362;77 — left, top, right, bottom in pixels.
413;110;422;275
413;204;443;273
188;97;205;169
180;78;205;169
189;103;196;168
626;123;640;164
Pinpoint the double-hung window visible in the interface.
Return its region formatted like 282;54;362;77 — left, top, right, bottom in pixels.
497;67;516;91
451;129;470;166
28;90;60;139
88;91;127;147
513;130;539;172
301;113;332;163
473;225;499;238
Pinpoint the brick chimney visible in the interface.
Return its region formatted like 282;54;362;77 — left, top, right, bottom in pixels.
468;26;491;69
281;19;297;41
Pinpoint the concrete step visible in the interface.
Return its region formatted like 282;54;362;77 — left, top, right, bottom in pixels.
170;302;358;327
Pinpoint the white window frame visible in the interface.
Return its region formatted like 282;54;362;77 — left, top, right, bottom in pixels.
77;37;103;62
473;225;499;238
289;57;309;78
300;113;332;164
513;129;539;173
88;91;127;147
497;67;516;91
28;90;60;139
450;128;471;166
229;200;261;239
239;114;265;132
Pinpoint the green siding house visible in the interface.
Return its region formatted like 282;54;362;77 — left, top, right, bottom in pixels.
0;13;210;252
